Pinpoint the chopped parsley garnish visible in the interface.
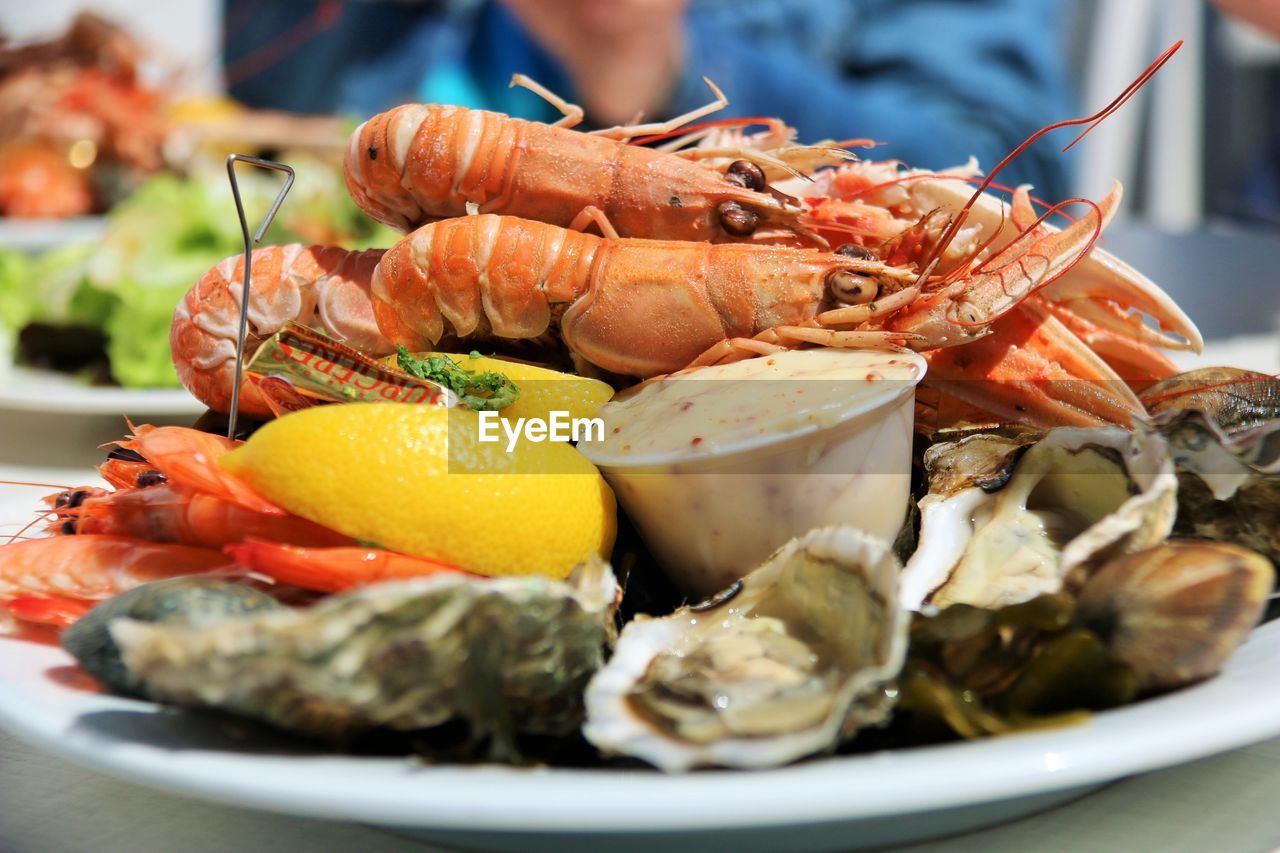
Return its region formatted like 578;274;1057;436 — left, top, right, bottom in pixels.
396;346;520;411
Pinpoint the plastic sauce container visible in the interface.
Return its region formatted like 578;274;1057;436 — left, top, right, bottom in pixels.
580;349;926;597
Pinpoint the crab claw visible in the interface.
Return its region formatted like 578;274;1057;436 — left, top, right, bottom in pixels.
1040;250;1203;353
1039;297;1180;388
943;183;1121;331
920;300;1146;428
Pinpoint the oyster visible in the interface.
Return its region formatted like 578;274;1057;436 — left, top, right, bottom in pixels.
901;427;1177;611
63;578;282;696
583;526;908;772
1140;407;1280;564
109;560;617;757
900;592;1137;740
1077;540;1274;689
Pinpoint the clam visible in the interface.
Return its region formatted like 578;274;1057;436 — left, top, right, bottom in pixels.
901;426;1177;611
583;526;909;771
1077;540;1274;689
109;559;618;757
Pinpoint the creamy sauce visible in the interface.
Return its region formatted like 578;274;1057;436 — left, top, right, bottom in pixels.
586;349;924;465
579;349;926;597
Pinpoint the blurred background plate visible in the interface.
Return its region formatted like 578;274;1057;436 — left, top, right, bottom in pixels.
0;217;107;253
0;364;201;416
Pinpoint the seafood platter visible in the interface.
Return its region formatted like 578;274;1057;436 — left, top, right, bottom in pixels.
1;43;1279;849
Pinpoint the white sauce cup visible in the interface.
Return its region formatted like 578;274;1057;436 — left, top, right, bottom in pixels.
580;349;926;597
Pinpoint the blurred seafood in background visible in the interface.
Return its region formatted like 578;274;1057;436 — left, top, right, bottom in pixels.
0;159;397;388
0;12;166;217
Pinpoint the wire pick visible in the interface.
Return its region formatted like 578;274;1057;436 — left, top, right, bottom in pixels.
225;153;294;440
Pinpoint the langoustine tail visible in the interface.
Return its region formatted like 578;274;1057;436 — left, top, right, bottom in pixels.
171;245;392;418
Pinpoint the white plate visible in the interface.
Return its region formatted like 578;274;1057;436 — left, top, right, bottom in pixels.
0;366;203;416
0;216;108;253
0;622;1277;852
0;340;1277;851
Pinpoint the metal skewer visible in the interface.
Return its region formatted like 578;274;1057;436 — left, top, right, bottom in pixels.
225;153;294;440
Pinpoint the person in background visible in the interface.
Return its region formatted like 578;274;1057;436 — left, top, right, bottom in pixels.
1213;0;1280;39
224;0;1074;200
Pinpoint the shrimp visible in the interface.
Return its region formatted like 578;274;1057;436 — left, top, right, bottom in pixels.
344;78;810;242
0;535;228;601
63;486;354;550
42;426;347;550
0;140;93;217
226;539;467;593
113;425;283;516
170;244;391;419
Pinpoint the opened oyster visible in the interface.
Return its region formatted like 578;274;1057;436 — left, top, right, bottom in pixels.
110;560;617;758
583;526;908;772
901;427;1177;611
1140;406;1280;564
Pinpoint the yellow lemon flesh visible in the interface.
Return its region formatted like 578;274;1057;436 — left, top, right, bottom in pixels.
388;352;614;423
221;403;616;580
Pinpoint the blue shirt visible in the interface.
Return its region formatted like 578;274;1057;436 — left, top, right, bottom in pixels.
225;0;1074;199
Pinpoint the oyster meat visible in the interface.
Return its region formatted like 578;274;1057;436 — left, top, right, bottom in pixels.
109;560;618;756
901;426;1177;611
583;526;909;771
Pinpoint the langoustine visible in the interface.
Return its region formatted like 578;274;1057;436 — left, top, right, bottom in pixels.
344;76;810;242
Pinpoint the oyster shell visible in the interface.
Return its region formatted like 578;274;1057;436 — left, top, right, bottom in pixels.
63;578;281;696
110;560;617;756
583;526;908;771
901;427;1177;611
1140;408;1280;563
